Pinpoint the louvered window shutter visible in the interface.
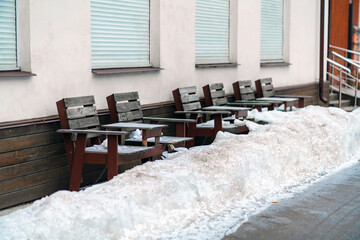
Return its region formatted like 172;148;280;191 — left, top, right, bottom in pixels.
0;0;18;71
261;0;284;62
196;0;230;64
91;0;150;69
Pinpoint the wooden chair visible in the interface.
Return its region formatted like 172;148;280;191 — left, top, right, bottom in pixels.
172;86;249;140
255;78;312;108
232;80;283;111
56;95;163;191
203;82;273;112
106;92;194;148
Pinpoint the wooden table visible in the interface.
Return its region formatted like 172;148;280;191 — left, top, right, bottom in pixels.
256;97;298;111
202;105;250;118
101;122;167;146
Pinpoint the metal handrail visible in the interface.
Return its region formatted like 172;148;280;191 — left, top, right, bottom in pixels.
327;58;351;73
327;58;349;108
327;57;359;108
332;51;360;69
329;45;360;56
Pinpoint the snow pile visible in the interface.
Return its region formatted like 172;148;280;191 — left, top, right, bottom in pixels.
1;106;360;240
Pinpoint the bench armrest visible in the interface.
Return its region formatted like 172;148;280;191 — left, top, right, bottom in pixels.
202;106;250;111
142;117;197;123
56;129;129;136
275;94;312;99
174;110;232;115
229;101;272;106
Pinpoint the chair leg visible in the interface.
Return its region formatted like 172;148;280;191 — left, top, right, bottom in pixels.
107;135;119;180
69;134;87;191
298;98;305;108
256;106;262;112
185;139;194;148
213;114;222;136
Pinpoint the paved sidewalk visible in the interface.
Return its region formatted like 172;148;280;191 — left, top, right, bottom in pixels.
223;160;360;240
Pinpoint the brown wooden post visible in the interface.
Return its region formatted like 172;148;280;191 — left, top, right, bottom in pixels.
255;79;264;98
172;88;184;111
202;84;213;106
69;134;87;191
232;81;241;100
107;135;118;180
213;114;222;135
56;99;75;167
106;94;119;123
187;113;198;138
298;98;305;108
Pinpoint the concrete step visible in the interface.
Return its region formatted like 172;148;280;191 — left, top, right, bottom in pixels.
341;106;358;112
329;99;352;107
330;85;360;99
329;93;339;101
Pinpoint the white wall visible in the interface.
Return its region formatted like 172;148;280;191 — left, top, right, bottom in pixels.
0;0;325;122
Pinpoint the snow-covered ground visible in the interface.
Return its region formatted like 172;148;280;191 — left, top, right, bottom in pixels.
1;106;360;240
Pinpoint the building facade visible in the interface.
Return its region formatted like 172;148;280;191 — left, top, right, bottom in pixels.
0;0;329;209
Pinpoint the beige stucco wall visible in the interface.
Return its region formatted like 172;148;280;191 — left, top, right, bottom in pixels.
0;0;327;122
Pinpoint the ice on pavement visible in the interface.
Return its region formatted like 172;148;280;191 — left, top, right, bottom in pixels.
1;106;360;240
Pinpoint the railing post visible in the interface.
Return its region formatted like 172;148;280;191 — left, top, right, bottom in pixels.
355;71;359;108
332;55;335;89
339;69;342;108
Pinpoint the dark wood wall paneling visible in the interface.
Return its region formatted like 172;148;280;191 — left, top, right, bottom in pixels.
0;83;324;210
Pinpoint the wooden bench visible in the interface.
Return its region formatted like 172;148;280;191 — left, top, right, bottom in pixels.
106;92;194;148
255;78;312;108
232;80;282;111
203;82;270;113
172;86;249;140
56;95;164;191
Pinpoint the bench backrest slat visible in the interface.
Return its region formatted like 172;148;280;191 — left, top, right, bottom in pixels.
68;116;100;129
113;92;139;102
210;83;224;90
213;97;228;106
63;96;95;108
183;101;202;111
66;106;97;119
181;94;199;104
116;101;141;113
118;110;144;122
179;86;197;95
210;89;226;99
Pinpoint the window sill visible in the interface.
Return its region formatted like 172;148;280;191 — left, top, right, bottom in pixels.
92;67;164;75
195;63;238;68
260;62;291;67
0;70;36;77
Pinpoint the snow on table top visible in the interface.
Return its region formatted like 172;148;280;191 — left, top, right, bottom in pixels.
1;106;360;240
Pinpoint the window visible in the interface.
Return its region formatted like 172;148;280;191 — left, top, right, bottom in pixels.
260;0;284;62
0;0;18;71
195;0;230;64
91;0;150;69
